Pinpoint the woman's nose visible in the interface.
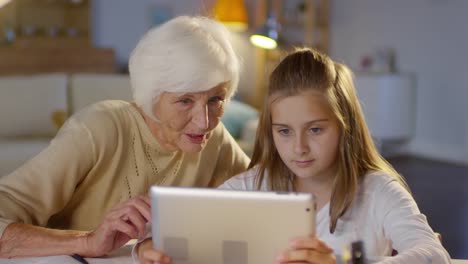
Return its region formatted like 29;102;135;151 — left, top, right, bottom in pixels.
192;104;209;130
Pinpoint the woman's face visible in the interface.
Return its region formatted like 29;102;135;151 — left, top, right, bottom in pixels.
147;83;228;153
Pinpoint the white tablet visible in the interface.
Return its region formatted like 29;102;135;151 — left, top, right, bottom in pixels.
150;186;316;264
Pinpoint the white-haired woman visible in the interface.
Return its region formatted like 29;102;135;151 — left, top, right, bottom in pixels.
0;16;249;258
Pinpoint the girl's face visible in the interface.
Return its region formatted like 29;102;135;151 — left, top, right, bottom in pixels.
271;91;341;182
147;83;228;153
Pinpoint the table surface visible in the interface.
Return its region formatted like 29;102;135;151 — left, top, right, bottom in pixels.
1;243;467;264
0;242;134;264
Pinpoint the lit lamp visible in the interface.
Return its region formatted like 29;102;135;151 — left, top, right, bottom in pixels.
249;1;279;50
0;0;15;45
0;0;12;8
214;0;248;32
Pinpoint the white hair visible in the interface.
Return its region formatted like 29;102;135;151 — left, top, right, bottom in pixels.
129;16;240;120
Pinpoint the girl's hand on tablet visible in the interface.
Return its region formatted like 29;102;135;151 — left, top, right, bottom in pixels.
276;236;336;264
137;239;172;264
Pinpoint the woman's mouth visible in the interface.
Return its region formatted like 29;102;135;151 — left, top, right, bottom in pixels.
186;133;206;144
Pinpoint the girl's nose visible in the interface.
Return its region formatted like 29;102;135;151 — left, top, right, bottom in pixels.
293;133;309;155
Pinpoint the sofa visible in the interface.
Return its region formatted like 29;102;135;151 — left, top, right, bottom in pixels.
0;73;258;177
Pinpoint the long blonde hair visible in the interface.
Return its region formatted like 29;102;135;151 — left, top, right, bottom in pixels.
249;48;409;233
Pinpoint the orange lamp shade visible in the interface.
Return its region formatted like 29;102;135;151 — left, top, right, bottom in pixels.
214;0;248;32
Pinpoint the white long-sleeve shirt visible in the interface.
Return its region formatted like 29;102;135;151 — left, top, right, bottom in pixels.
218;168;451;264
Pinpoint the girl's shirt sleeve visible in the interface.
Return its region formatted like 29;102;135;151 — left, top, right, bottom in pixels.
374;178;451;263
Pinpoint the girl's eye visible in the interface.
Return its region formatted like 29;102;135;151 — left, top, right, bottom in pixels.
310;127;322;134
277;129;290;135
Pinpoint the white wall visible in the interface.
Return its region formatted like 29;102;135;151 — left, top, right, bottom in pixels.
91;0;256;101
91;0;468;164
330;0;468;164
92;0;212;66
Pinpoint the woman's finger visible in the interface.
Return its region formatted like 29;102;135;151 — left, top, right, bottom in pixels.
123;208;147;237
141;195;151;205
125;196;152;222
110;218;140;239
110;197;152;223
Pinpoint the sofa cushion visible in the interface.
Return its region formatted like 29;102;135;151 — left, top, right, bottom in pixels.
0;139;51;177
0;73;68;137
70;73;133;113
222;100;258;139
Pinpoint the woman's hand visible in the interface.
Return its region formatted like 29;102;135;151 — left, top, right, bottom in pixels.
276;236;336;264
82;195;152;257
137;239;171;264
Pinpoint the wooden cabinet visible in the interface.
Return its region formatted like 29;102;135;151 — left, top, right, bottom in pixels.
2;0;90;44
249;0;330;108
0;0;116;75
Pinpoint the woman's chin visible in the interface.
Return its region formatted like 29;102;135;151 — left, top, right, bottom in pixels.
177;140;207;153
177;132;211;153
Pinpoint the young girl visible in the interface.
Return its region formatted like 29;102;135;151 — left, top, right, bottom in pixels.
136;48;450;264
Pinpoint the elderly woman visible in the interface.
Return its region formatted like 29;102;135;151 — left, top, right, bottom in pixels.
0;16;249;258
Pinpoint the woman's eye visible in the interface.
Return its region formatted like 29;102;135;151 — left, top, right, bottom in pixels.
208;96;224;104
178;98;192;105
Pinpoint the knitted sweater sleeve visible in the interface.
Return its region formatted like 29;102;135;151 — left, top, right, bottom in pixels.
209;124;250;187
0;115;95;238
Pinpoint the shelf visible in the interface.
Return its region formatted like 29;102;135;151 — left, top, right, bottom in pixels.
1;0;90;42
12;36;90;48
0;46;116;75
0;0;116;75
